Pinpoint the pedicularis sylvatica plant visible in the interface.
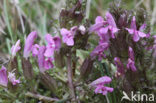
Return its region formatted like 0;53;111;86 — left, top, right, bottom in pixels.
0;1;156;103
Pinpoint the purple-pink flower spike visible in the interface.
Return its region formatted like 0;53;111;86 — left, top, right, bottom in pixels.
23;31;37;59
11;40;21;57
44;34;61;57
0;66;8;87
126;16;146;42
60;26;77;46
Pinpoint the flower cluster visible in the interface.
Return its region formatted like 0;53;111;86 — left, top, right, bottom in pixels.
90;12;119;60
90;12;149;73
23;32;62;72
60;26;77;46
0;6;155;99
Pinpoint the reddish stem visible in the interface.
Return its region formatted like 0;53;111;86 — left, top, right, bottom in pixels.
67;54;76;101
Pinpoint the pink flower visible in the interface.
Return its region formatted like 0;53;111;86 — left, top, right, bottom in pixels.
44;58;54;70
8;71;20;85
90;42;109;61
23;31;37;59
127;58;137;72
60;26;77;46
127;47;137;71
0;66;8;87
90;12;119;43
44;34;61;57
126;16;146;42
89;16;110;42
114;57;125;75
32;44;40;57
104;12;119;38
91;76;114;95
94;85;114;95
37;46;54;73
89;16;107;33
11;40;21;57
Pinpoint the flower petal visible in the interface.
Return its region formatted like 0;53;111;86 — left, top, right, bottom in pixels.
60;28;69;36
139;23;146;31
45;34;53;43
138;31;146;37
133;32;140;42
23;31;37;58
0;66;8;87
32;44;40;57
99;27;108;34
11;40;21;57
91;76;112;86
44;48;54;57
53;36;61;50
95;16;104;24
126;28;134;34
105;12;117;27
66;37;74;46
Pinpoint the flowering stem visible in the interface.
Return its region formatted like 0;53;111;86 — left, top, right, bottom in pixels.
67;54;76;101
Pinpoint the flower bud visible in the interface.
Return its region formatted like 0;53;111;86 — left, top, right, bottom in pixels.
22;58;34;80
54;51;65;68
39;72;57;94
80;57;94;78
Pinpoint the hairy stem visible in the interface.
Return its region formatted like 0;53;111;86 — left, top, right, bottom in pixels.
67;54;76;101
25;92;59;102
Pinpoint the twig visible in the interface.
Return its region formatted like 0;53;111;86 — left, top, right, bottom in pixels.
67;54;76;101
25;92;59;102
